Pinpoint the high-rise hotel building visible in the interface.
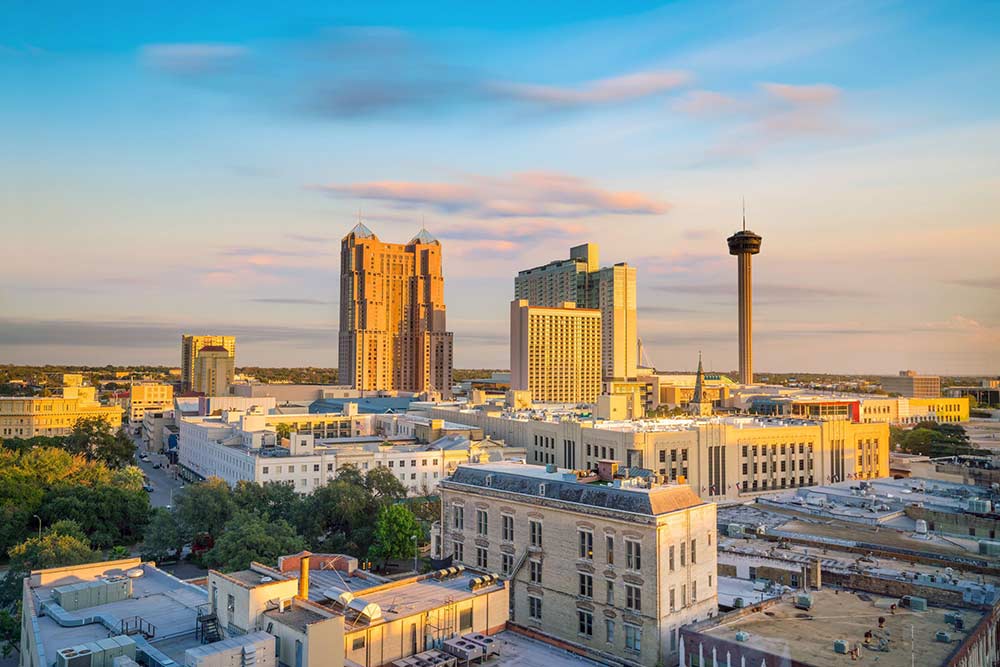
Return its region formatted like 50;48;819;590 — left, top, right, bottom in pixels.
515;243;637;382
338;223;454;396
180;335;235;392
510;299;602;404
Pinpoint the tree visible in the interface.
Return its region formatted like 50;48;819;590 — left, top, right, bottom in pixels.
300;477;371;554
205;511;304;572
369;505;421;566
275;423;291;441
232;480;303;525
39;484;149;548
365;466;407;504
141;508;184;562
0;521;98;607
64;417;135;468
175;477;235;541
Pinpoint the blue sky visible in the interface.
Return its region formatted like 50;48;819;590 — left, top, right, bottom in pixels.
2;1;999;373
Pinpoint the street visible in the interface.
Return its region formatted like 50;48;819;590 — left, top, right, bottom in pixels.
131;432;185;509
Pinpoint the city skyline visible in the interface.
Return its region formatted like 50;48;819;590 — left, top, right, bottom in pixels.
3;1;999;373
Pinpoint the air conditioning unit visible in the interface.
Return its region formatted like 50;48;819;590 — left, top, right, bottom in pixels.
56;647;93;667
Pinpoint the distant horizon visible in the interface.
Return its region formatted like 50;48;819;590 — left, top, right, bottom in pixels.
3;2;998;374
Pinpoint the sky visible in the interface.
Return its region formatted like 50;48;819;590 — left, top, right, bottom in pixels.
2;1;999;374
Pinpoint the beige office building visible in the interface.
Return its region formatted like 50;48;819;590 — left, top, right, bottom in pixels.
192;346;235;396
419;404;890;501
510;299;602;404
127;382;173;425
339;223;454;396
181;334;235;391
515;243;637;382
438;462;718;666
881;369;941;398
0;376;122;438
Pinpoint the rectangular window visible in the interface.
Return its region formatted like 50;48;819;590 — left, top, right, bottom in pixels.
579;573;593;598
459;608;472;631
606;535;614;565
605;618;615;643
477;509;488;536
625;584;641;612
477;546;488;569
680;542;686;566
669;545;675;571
578;610;593;637
529;560;542;584
528;596;542;620
669;587;676;611
453;542;464;562
352;637;365;650
692;580;697;602
606;580;614;605
579;530;593;560
681;584;686;608
530;520;542;547
690;539;696;564
453;505;464;530
626;540;641;570
625;624;641;653
502;553;513;576
502;514;514;542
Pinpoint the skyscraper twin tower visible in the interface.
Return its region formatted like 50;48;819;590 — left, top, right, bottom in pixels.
338;219;761;398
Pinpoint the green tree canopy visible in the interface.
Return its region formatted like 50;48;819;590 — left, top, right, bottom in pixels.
64;417;135;468
232;480;302;525
369;505;421;565
175;477;236;541
141;507;185;562
0;521;98;607
205;511;304;572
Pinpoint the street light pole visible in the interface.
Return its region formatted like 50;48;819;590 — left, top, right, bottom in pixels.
33;514;42;539
412;534;418;574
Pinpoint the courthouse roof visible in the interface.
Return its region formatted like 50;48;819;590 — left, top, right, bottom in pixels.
445;462;706;517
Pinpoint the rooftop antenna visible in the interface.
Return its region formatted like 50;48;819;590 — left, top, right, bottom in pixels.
742;197;747;231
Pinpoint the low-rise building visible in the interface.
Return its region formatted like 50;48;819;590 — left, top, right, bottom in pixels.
681;587;1000;667
881;369;942;398
178;407;522;494
20;552;508;667
418;404;889;502
438;461;718;667
0;375;122;438
128;382;174;427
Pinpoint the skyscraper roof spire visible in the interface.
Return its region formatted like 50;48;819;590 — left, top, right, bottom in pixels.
742;197;746;232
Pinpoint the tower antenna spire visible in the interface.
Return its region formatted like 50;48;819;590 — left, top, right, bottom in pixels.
742;197;746;231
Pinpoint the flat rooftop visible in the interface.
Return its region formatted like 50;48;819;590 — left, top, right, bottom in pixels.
444;462;706;516
699;589;984;667
28;561;207;665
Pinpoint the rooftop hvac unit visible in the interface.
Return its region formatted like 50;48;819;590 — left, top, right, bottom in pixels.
901;595;928;611
56;647;93;667
794;594;813;610
833;639;848;654
735;631;750;642
727;523;744;537
936;631;951;643
347;598;382;622
336;591;355;607
978;540;1000;556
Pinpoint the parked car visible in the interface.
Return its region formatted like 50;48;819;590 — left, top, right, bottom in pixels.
152;463;162;469
143;484;154;492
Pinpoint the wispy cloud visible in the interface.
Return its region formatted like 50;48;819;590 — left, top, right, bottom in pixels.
142;43;249;75
249;297;333;305
946;277;1000;290
654;282;871;304
315;172;669;219
491;70;690;109
143;30;692;120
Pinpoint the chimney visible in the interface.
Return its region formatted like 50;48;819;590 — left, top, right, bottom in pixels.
298;554;311;600
810;557;822;590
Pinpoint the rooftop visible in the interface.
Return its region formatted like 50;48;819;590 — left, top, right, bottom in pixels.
26;560;208;667
697;589;984;667
443;461;706;516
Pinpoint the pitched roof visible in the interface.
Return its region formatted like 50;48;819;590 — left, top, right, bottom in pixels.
345;221;376;240
408;227;439;244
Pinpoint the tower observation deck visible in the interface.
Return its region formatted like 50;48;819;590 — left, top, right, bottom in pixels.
727;229;763;384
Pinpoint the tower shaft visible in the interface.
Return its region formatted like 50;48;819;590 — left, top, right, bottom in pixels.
737;252;753;385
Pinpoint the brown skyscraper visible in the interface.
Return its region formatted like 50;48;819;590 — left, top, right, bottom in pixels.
727;221;762;385
338;223;454;396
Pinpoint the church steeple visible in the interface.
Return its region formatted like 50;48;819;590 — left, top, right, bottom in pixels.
688;351;713;416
